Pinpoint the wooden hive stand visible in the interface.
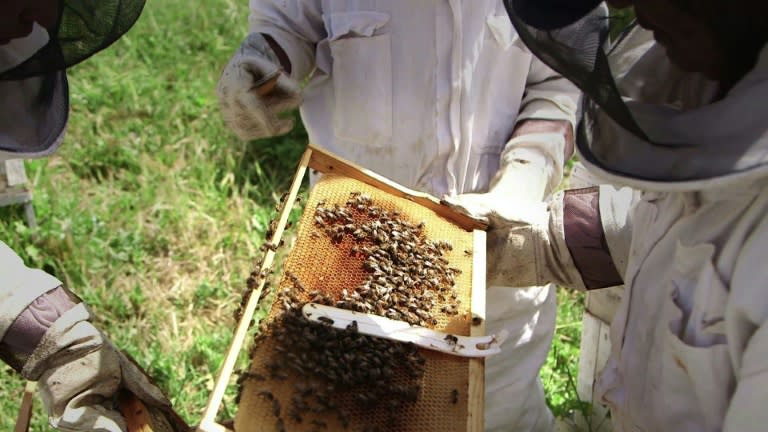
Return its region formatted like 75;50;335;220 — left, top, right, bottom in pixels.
0;159;36;228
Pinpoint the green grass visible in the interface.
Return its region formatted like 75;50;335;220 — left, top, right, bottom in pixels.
0;0;586;429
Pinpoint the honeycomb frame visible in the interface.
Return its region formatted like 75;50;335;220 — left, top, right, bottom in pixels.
198;144;487;432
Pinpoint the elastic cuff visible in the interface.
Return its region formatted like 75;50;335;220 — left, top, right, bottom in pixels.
511;118;574;160
0;243;64;339
21;303;92;380
0;287;78;372
563;187;623;289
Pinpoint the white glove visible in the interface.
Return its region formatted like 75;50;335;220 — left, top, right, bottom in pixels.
444;191;584;290
21;304;172;432
217;33;302;140
446;133;565;221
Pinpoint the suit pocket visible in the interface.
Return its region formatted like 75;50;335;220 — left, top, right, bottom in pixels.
325;12;392;147
655;242;733;431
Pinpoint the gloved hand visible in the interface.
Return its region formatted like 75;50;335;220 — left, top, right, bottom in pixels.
446;133;565;222
20;303;171;432
217;33;302;140
443;190;585;290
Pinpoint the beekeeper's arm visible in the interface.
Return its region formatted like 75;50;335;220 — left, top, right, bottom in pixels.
500;56;581;201
0;241;171;431
449;57;579;218
449;184;636;290
722;216;768;432
217;0;325;140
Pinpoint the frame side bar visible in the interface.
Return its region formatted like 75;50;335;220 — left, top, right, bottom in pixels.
197;147;313;431
467;229;487;432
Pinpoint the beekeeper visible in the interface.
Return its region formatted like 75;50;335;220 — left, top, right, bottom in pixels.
447;0;768;430
1;1;176;431
216;2;580;430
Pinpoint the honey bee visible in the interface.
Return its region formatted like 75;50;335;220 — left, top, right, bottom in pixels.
338;410;350;429
310;419;328;429
444;334;459;347
317;316;335;325
287;408;303;423
260;242;278;252
292;392;310;409
346;320;359;332
276;418;286;432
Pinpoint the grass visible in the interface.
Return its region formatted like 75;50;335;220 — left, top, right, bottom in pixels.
0;0;588;429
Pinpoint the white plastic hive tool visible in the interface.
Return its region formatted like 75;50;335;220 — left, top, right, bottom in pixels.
302;303;507;358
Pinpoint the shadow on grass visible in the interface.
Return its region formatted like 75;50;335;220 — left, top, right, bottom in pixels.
230;111;309;205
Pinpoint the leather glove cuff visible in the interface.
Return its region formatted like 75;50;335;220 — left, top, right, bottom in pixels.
0;286;78;372
486;194;586;290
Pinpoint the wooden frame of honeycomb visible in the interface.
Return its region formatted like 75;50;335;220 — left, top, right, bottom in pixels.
197;144;487;432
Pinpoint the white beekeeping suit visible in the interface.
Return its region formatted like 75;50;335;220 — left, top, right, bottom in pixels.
589;31;768;432
217;1;581;430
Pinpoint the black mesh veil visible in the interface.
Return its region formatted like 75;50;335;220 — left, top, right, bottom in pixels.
0;0;146;80
503;0;648;141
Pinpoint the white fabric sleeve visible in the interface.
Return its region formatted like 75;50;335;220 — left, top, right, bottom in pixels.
0;241;62;340
516;56;580;129
248;0;326;81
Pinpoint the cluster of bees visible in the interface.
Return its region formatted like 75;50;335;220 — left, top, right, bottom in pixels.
237;191;465;431
313;192;464;326
253;288;426;430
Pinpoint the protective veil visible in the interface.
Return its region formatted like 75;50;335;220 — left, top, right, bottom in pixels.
1;0;146;160
503;0;768;189
0;25;67;159
1;0;146;81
